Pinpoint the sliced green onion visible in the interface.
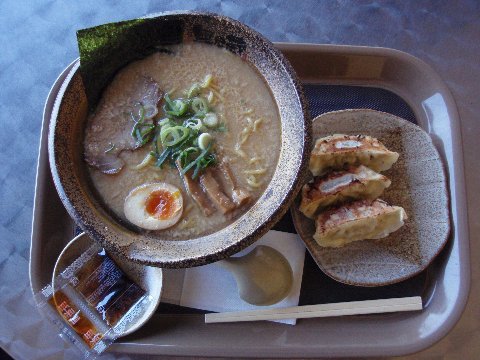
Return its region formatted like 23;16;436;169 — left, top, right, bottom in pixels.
132;121;155;147
171;100;188;116
192;152;216;179
184;118;203;131
203;113;218;128
207;90;214;104
158;118;171;126
191;97;208;115
154;148;171;168
155;133;162;153
181;143;212;176
164;94;188;116
201;74;213;88
132;81;219;177
198;133;213;150
134;153;155;170
187;83;201;98
160;126;190;147
178;146;199;167
164;93;175;108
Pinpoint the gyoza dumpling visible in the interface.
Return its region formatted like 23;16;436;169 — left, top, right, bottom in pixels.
309;134;399;176
313;199;407;248
299;165;391;219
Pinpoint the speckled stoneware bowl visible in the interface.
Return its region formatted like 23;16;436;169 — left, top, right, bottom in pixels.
53;233;163;336
48;12;310;268
291;109;450;286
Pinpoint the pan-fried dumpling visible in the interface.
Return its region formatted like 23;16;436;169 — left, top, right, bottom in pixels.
309;134;399;176
313;199;407;248
299;165;391;219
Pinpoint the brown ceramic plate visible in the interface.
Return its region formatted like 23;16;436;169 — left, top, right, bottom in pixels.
291;109;450;286
48;12;310;268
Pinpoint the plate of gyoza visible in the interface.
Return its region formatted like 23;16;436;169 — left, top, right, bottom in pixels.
291;109;450;286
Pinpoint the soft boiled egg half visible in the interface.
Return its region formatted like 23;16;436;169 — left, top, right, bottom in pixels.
124;183;183;230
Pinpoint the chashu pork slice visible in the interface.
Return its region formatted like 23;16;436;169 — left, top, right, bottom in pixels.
300;165;391;219
309;134;399;176
175;160;251;216
313;199;407;248
84;76;162;174
175;160;216;217
199;168;236;214
214;160;251;207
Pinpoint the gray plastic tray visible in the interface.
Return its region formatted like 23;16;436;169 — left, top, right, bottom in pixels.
30;43;470;358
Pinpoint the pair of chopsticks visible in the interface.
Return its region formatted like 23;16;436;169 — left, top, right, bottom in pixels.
205;296;422;323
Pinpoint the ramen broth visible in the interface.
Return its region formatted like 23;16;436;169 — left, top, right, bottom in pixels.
85;42;281;239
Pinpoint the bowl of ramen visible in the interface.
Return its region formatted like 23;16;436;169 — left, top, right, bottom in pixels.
48;11;310;267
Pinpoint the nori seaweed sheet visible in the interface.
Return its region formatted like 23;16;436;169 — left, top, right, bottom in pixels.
77;17;184;109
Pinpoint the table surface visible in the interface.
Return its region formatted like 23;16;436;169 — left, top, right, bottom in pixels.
1;1;479;359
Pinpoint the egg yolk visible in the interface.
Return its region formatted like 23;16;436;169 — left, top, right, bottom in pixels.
145;190;177;220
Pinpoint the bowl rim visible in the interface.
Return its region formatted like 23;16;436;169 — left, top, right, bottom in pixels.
48;11;311;268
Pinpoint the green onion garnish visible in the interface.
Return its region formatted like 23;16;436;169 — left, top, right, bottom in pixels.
125;79;224;178
191;97;209;115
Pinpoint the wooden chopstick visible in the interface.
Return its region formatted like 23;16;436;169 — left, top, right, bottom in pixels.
205;296;422;323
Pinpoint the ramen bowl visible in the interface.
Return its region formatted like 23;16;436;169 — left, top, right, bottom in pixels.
48;11;310;268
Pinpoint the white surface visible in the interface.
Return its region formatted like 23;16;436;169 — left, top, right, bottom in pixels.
162;230;306;325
